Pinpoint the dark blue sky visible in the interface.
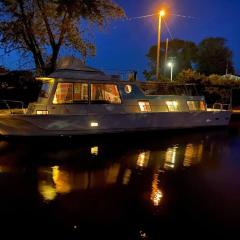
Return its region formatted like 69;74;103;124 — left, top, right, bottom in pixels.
1;0;239;78
89;0;240;77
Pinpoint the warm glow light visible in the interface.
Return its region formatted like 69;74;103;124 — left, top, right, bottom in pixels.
36;110;49;115
160;10;165;17
138;101;151;112
91;146;98;156
122;169;132;185
168;62;173;67
183;143;203;167
38;182;57;201
35;77;55;82
137;151;150;168
164;146;178;169
151;174;163;206
52;166;71;194
90;122;99;127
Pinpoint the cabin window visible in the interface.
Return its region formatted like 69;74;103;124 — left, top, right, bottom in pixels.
73;83;88;103
53;83;89;104
53;83;73;104
187;100;206;111
91;84;121;104
124;85;132;94
138;101;151;112
166;101;179;112
39;82;53;98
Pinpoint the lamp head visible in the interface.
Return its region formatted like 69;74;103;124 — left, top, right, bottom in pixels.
160;10;165;17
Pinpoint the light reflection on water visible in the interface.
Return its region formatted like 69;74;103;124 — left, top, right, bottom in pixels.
34;136;205;205
0;130;238;237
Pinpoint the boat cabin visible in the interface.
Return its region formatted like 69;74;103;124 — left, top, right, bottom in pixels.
27;62;207;116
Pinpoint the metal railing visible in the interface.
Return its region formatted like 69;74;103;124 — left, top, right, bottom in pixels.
0;100;26;114
212;103;231;111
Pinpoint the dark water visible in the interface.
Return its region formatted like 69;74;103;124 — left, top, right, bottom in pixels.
0;128;240;239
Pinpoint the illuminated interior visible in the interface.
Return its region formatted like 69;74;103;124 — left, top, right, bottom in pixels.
53;82;88;104
91;84;121;104
138;101;151;112
166;101;179;112
187;100;206;111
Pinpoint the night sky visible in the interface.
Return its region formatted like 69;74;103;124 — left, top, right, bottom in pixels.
1;0;239;78
90;0;240;78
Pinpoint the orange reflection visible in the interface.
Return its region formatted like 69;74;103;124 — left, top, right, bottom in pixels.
52;166;71;194
183;143;203;167
122;169;132;185
150;174;163;206
137;151;150;168
38;181;57;201
164;146;178;170
38;163;121;201
91;146;98;156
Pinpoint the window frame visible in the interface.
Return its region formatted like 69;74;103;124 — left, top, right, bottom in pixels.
187;100;206;112
166;101;179;112
138;100;152;112
52;81;89;105
90;83;122;104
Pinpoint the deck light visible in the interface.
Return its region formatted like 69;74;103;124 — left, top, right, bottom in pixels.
90;122;99;127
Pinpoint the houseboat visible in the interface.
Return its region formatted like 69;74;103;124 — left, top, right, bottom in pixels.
0;58;232;136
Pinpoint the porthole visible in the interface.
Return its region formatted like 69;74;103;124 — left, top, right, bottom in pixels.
124;84;132;94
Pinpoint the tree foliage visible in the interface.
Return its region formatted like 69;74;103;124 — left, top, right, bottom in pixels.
0;0;124;74
144;37;235;80
144;39;198;80
196;37;234;75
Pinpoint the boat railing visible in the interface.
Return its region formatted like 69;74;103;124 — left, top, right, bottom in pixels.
0;100;26;114
212;103;231;111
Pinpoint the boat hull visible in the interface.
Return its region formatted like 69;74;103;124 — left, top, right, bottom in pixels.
0;111;231;136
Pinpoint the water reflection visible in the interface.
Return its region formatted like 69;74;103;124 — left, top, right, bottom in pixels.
150;173;163;206
35;138;207;203
137;151;150;168
164;146;178;170
0;130;234;237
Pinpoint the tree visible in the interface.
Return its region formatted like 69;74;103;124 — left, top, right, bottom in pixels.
0;65;8;73
197;37;234;75
144;39;198;81
0;0;124;74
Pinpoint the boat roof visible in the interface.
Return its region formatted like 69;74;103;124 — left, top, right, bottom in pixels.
48;56;121;81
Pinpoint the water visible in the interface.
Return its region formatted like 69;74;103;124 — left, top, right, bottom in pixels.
0;128;240;239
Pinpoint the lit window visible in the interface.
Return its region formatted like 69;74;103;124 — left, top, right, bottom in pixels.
53;83;89;104
124;84;132;94
138;101;151;112
166;101;178;112
39;82;53;99
36;110;49;115
91;84;121;104
53;83;73;104
73;83;88;103
187;100;206;111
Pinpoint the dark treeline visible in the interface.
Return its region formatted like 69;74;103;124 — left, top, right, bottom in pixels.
0;70;41;107
144;38;235;80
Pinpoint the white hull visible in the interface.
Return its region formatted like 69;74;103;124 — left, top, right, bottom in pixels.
0;111;231;136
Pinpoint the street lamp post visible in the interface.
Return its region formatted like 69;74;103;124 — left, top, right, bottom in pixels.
156;10;165;81
168;62;174;82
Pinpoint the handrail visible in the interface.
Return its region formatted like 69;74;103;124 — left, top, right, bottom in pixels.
212;103;231;111
0;100;26;114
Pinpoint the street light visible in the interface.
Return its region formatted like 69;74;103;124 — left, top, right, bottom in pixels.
168;61;174;82
156;10;165;81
